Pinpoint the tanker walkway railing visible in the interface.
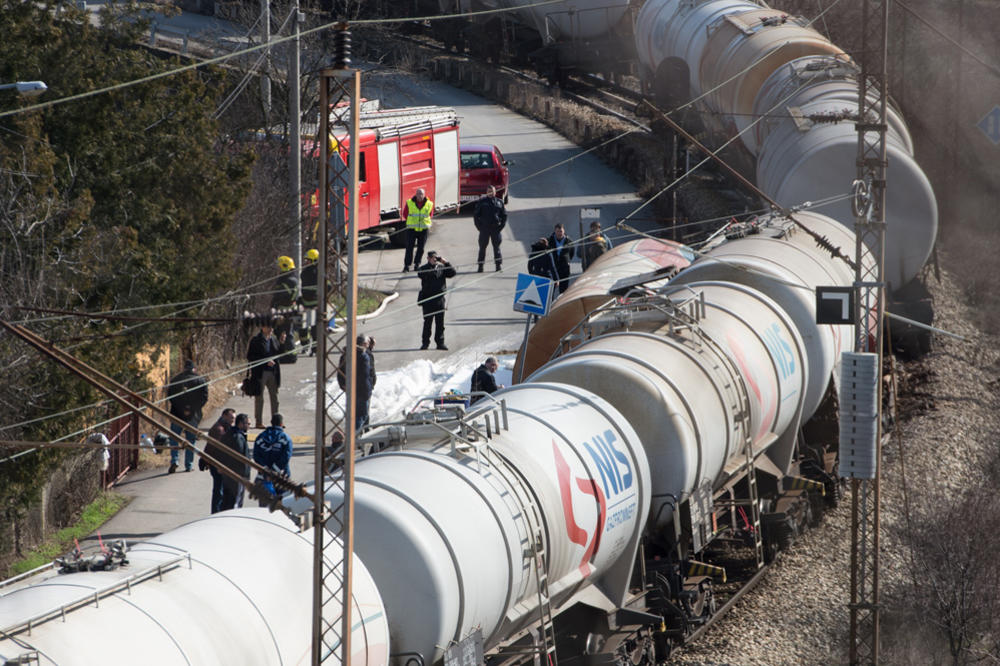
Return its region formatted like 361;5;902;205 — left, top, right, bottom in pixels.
1;553;190;639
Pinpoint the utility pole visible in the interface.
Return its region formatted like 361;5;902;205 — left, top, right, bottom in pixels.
311;24;359;666
847;0;889;663
290;3;303;284
261;0;272;119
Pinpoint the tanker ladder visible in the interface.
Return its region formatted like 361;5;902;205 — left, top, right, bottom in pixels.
709;388;765;570
742;433;766;569
528;531;559;665
463;418;558;666
670;290;764;572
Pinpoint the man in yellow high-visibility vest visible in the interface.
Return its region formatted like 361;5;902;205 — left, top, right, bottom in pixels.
402;187;433;272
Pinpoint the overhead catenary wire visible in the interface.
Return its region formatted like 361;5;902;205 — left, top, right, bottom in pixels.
7;272;280;326
0;0;570;122
0;339;308;463
4;64;852;354
892;0;1000;80
2;0;957;456
0;319;312;505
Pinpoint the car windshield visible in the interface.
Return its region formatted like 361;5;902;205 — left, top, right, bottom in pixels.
461;152;494;170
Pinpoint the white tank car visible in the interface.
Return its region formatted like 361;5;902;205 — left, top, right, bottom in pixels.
287;383;651;664
447;0;630;41
635;0;938;289
0;509;389;665
671;211;862;419
0;213;887;664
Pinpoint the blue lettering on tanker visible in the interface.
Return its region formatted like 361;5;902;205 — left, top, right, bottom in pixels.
583;430;633;499
762;323;795;379
604;500;637;533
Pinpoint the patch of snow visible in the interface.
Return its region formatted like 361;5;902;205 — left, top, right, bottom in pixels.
294;332;521;423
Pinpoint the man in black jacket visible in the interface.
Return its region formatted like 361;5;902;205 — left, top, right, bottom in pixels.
470;356;503;404
547;223;575;294
247;321;281;428
417;251;457;351
166;359;208;474
337;335;376;431
473;185;507;273
218;413;251;511
528;238;558;283
201;408;235;513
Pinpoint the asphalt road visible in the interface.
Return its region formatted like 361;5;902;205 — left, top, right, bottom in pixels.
87;62;657;544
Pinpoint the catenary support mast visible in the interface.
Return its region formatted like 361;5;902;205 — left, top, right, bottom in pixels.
312;24;360;666
849;0;889;663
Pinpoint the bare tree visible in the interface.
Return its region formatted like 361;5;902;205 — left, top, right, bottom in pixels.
904;484;1000;664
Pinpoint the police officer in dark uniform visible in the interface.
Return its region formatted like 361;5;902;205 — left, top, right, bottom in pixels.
547;224;575;294
473;185;507;273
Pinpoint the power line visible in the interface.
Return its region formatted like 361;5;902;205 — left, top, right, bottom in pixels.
0;1;568;122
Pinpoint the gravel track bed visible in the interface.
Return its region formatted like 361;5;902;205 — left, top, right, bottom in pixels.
668;258;1000;665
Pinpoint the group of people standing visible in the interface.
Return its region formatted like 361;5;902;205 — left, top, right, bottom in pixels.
158;185;614;511
166;367;292;513
528;221;610;295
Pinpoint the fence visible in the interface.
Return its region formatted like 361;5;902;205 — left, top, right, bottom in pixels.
102;399;139;488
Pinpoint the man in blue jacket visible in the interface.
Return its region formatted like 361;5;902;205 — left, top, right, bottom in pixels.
253;413;294;505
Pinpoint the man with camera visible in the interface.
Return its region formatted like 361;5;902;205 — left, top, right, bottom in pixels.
417;250;456;351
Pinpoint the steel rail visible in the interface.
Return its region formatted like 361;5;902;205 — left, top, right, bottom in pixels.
680;559;773;648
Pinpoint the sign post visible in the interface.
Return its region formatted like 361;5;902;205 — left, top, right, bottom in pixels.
514;273;553;317
514;273;553;382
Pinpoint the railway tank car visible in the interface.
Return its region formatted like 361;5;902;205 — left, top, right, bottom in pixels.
0;510;389;665
0;2;937;663
635;0;937;291
1;210;863;665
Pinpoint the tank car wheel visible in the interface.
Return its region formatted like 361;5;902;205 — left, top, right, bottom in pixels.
762;513;795;559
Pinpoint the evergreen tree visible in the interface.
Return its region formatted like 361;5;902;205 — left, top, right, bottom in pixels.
0;0;254;563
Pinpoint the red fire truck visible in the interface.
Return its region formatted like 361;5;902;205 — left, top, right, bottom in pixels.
307;103;460;242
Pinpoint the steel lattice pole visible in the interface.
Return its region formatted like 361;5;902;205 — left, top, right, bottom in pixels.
849;0;889;663
312;62;361;666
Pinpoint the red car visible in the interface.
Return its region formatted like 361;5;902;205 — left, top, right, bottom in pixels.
460;144;510;204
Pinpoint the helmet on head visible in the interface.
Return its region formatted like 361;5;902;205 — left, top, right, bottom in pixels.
277;256;295;272
306;248;319;262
